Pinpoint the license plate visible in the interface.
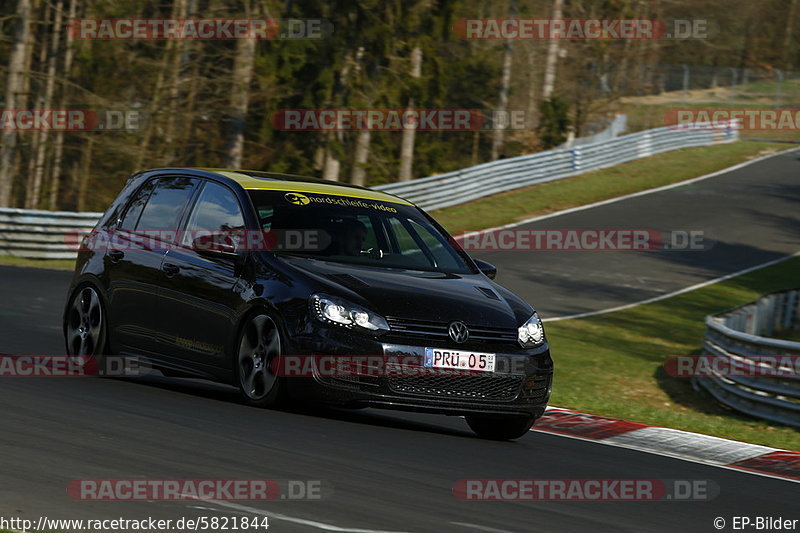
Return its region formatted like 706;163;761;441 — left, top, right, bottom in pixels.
423;348;496;372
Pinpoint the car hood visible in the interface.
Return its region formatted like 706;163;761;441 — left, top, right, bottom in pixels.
278;256;532;328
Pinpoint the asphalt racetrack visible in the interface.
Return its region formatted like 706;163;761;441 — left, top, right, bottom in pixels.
0;150;798;532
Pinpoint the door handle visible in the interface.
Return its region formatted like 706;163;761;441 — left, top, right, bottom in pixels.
162;262;180;277
108;250;124;263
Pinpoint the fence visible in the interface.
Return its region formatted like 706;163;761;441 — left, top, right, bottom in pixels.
0;208;101;260
698;288;800;428
0;120;739;260
375;121;738;211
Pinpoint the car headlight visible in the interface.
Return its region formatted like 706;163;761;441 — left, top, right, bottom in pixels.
518;312;545;347
311;294;388;333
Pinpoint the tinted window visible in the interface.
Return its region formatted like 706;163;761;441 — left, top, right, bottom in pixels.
119;179;156;230
135;177;198;232
182;182;246;247
407;219;463;272
247;190;473;274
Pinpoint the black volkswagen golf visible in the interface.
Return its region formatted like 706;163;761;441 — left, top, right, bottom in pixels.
63;168;552;440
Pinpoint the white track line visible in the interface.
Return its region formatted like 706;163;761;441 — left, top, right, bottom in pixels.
543;251;800;322
457;146;800;235
188;498;411;533
451;522;517;533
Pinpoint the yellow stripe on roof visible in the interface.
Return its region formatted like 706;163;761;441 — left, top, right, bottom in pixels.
214;171;412;206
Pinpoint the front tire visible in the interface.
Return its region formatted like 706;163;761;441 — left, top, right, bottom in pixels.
64;285;108;375
235;313;285;408
465;414;536;440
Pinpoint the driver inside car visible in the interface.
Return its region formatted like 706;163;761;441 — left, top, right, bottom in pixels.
338;218;368;256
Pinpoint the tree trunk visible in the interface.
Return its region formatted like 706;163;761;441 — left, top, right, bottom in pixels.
350;129;371;186
322;144;341;181
26;0;52;208
223;1;257;169
491;38;513;161
76;137;93;212
49;0;78;210
471;130;480;166
29;0;64;209
398;46;422;182
541;0;563;100
134;0;185;171
526;42;537;120
163;0;189;163
0;0;33;207
784;0;798;69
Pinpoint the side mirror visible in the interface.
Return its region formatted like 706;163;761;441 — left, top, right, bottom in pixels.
191;233;238;258
473;258;497;279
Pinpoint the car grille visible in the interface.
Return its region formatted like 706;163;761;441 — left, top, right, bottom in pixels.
387;373;524;401
385;317;518;344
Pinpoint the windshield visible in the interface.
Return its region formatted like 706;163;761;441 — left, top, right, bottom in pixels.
247;190;474;274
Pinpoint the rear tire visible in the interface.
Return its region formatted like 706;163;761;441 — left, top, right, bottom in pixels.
235;313;285;408
465;414;536;440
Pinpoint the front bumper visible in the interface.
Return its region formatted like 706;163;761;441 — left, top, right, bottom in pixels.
286;329;553;418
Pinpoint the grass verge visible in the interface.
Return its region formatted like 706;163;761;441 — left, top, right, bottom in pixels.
433;140;794;235
0;255;75;270
544;257;800;451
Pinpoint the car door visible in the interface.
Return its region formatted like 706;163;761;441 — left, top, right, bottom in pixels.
154;180;247;369
106;176;199;355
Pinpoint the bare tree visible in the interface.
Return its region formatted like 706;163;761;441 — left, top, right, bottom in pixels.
28;0;65;209
491;0;516;161
163;0;189;162
0;0;34;207
350;129;371;186
49;0;79;210
350;46;370;186
784;0;798;69
490;44;513;161
398;46;422;181
541;0;563;100
25;0;53;208
223;0;258;168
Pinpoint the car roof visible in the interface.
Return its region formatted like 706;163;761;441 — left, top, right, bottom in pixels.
194;167;413;206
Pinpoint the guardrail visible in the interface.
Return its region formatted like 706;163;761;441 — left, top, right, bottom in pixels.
0;121;739;260
560;114;628;148
698;288;800;428
375;122;739;211
0;208;102;260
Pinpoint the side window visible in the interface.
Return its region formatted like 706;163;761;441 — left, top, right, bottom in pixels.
407;219;462;271
135;177;198;233
181;182;246;247
118;179;156;230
